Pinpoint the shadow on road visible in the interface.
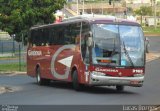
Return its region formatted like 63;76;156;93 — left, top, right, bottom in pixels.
32;81;137;95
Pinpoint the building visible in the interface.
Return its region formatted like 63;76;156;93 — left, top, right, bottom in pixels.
125;0;150;4
0;32;11;40
126;0;160;4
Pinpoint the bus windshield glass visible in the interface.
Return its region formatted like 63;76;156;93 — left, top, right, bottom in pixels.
92;24;145;67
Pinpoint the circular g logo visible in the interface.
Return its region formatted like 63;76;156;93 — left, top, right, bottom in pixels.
50;45;75;79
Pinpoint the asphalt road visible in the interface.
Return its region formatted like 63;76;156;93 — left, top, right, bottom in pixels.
147;36;160;53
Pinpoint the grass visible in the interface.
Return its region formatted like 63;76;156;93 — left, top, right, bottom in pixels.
143;26;160;34
0;63;26;72
0;56;18;60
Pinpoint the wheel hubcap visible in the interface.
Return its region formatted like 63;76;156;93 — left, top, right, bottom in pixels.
37;73;40;83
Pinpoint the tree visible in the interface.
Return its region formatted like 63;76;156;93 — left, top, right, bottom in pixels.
134;6;152;16
0;0;66;42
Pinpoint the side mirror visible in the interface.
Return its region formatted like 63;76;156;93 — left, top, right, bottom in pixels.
145;37;150;53
87;31;93;47
87;37;93;47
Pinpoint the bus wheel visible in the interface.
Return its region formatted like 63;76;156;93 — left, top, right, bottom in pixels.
72;70;81;91
116;85;124;91
36;68;50;85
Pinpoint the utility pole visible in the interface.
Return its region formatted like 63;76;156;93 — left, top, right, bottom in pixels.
82;0;84;14
154;0;157;29
151;0;153;16
113;0;115;16
140;0;143;26
141;10;143;25
90;3;93;14
124;0;127;19
101;0;103;15
12;34;15;57
22;33;24;50
77;0;79;15
109;0;115;15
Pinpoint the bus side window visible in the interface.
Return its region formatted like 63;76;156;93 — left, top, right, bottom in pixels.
43;28;49;46
49;27;55;45
34;29;42;46
59;28;65;45
31;29;38;46
64;23;81;45
49;26;60;45
74;23;81;44
29;31;33;47
65;24;73;44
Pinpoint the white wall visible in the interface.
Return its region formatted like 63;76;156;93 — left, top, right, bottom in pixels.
126;0;150;4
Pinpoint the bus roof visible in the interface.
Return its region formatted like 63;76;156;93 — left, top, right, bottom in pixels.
31;14;140;30
63;14;140;26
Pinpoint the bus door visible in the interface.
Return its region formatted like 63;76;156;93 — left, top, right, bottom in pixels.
80;22;92;84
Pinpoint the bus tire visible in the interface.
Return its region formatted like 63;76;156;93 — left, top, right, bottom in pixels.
116;85;124;91
36;67;50;85
72;70;81;91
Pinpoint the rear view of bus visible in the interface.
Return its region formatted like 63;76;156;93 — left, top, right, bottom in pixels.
86;17;145;91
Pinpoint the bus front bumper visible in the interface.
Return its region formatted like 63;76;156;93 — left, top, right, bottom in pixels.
89;72;144;87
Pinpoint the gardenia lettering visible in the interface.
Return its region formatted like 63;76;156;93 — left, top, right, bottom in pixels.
95;68;118;72
28;50;42;56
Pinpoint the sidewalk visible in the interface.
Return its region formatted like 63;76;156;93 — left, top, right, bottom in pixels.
0;53;15;57
0;86;13;94
146;52;160;62
144;33;160;37
0;71;26;76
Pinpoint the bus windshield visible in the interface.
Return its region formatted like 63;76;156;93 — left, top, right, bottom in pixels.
92;24;145;67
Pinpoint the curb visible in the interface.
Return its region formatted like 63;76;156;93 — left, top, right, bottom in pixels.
146;53;160;62
0;86;13;94
144;34;160;37
0;71;26;75
0;86;22;94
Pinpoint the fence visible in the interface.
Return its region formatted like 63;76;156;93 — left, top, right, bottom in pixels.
0;39;26;72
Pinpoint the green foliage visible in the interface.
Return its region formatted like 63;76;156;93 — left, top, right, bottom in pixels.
134;6;152;16
0;63;26;72
157;11;160;16
0;0;66;42
143;27;160;34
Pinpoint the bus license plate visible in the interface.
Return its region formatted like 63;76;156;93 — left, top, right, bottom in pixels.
109;79;128;84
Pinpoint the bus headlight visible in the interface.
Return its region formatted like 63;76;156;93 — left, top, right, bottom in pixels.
91;71;106;76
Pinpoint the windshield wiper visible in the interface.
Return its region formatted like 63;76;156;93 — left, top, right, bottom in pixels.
111;38;119;56
122;41;134;67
